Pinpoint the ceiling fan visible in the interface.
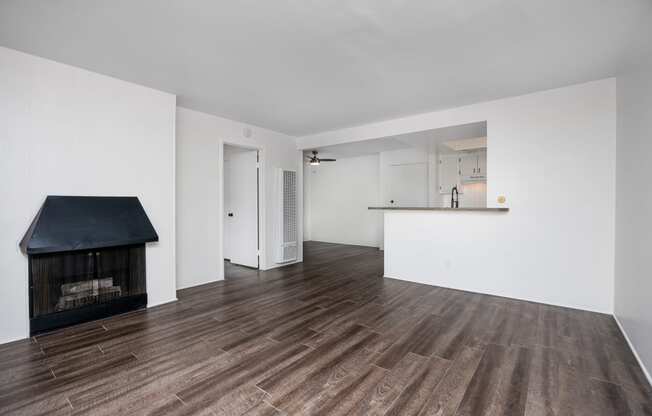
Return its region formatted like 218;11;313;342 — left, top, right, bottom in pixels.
306;150;336;166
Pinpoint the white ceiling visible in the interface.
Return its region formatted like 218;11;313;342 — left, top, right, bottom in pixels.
1;1;651;136
308;136;413;159
442;137;487;152
309;121;486;159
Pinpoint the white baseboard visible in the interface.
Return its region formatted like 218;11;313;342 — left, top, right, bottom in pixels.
382;274;612;315
146;297;178;308
0;333;27;346
177;276;225;290
614;314;652;389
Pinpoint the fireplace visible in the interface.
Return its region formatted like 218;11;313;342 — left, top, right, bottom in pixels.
21;196;158;335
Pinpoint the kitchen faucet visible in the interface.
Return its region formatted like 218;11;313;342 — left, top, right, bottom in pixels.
451;186;459;208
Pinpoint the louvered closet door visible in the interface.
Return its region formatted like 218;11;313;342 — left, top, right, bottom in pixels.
278;169;297;263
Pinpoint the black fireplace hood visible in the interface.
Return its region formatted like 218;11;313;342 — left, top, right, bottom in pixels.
20;196;159;254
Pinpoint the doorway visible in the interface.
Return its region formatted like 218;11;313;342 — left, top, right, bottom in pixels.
223;143;260;270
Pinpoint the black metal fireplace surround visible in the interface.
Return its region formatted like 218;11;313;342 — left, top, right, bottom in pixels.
20;196;158;336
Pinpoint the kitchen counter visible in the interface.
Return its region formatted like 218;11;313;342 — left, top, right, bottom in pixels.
377;206;512;304
368;206;509;212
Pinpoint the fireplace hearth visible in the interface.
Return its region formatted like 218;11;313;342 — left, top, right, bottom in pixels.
21;196;158;335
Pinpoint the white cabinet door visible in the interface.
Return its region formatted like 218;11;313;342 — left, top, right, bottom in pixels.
459;153;478;182
460;151;487;182
387;163;428;207
438;156;459;194
476;151;487;178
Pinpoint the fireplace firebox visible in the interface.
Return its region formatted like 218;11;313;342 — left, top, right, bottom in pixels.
21;196;158;335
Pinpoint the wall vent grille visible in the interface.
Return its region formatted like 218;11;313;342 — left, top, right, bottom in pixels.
277;169;297;263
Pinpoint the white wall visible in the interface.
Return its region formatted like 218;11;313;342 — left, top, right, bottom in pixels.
615;58;652;382
305;154;382;247
299;79;617;313
176;107;300;289
0;47;177;344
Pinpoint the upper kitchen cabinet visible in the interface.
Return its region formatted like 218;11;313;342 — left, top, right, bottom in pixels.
477;150;487;177
460;150;486;182
459;153;476;181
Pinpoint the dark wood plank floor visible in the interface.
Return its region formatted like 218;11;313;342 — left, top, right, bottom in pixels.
1;241;651;415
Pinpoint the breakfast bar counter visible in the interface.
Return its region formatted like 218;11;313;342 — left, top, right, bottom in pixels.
368;206;509;212
371;205;516;301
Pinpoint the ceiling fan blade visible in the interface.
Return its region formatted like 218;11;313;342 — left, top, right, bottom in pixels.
319;158;336;162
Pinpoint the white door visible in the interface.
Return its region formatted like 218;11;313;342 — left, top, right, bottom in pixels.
223;158;232;260
387;163;428;207
225;149;258;268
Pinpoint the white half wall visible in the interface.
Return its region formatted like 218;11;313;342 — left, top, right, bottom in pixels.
176;107;300;289
305;154;382;247
615;58;652;383
0;47;177;344
299;79;617;313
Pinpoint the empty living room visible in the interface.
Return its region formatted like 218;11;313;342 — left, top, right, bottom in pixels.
1;1;651;415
